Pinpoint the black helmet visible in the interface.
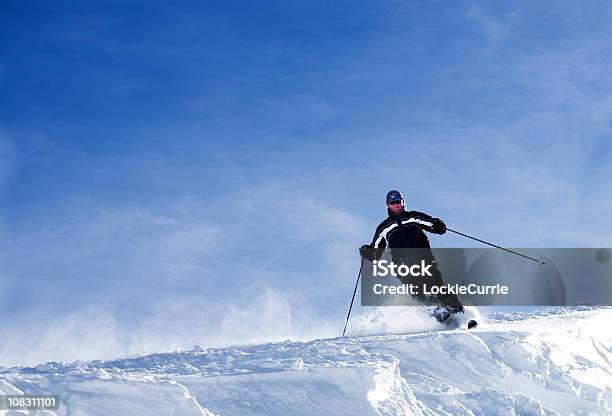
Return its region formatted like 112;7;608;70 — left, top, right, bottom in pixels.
386;190;403;204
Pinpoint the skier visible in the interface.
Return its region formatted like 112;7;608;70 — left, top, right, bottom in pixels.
359;190;464;322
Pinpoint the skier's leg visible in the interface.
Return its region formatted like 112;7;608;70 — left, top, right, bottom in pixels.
394;256;462;311
398;275;436;305
427;268;464;313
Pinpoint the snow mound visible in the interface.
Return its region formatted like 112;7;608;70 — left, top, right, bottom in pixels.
1;308;610;415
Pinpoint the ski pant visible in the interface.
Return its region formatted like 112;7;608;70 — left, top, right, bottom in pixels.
394;257;463;308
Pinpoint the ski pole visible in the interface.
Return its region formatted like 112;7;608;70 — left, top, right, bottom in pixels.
447;228;545;264
342;257;365;337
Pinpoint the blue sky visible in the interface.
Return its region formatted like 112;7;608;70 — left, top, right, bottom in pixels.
1;1;612;365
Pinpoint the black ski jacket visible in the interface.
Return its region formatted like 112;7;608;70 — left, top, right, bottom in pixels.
369;209;444;260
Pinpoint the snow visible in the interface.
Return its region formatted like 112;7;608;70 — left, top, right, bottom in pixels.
1;307;610;415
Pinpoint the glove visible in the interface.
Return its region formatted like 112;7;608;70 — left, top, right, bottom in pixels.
431;219;446;235
359;244;376;261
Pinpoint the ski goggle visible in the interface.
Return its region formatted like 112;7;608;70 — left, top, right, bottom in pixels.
387;200;403;205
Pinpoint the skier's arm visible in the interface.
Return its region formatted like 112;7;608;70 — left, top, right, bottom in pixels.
359;225;387;261
371;226;387;259
409;211;446;235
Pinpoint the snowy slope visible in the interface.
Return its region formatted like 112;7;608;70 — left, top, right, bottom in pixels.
1;308;611;415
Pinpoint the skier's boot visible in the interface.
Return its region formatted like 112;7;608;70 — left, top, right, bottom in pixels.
432;304;464;323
